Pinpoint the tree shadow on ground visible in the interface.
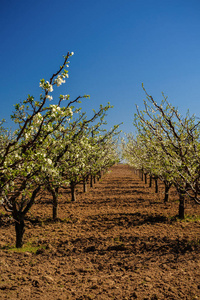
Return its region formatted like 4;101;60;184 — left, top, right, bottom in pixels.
25;215;78;226
57;232;200;256
87;212;169;228
95;188;150;196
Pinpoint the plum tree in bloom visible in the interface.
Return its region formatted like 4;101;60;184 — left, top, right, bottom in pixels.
0;53;87;246
0;52;120;246
123;85;200;219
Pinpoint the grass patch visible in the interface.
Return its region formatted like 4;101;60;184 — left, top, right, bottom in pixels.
5;243;46;253
168;214;200;223
181;215;200;222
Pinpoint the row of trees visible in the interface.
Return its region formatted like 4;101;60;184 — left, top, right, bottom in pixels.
122;85;200;219
0;52;120;248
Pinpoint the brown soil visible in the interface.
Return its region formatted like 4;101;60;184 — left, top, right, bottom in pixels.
1;164;200;300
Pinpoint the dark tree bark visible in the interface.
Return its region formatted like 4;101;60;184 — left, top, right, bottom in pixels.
155;177;158;193
52;187;59;220
12;185;41;248
14;217;25;248
90;175;93;188
144;173;147;184
70;181;76;201
83;179;87;193
163;181;172;203
47;185;59;220
149;175;152;188
178;192;185;219
141;170;144;181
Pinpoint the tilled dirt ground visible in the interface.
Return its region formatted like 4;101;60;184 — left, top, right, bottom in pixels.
1;164;200;300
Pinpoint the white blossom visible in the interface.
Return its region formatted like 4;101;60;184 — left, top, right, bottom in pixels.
55;75;66;87
63;73;69;78
46;95;53;101
39;80;53;92
47;158;52;165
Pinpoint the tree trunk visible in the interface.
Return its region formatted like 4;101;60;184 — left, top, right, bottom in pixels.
149;175;152;188
164;182;171;203
155;178;158;193
93;175;96;184
70;181;76;202
52;187;59;220
47;185;59;220
141;170;144;181
83;179;87;193
178;192;185;219
90;175;93;188
12;186;41;248
15;218;25;248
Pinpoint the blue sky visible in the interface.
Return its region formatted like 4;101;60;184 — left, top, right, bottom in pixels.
1;0;200;135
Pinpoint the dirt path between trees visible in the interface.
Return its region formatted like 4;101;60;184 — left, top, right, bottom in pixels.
1;164;200;300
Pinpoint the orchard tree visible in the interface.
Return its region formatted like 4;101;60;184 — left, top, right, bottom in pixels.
0;52;76;247
0;53;87;246
124;85;200;218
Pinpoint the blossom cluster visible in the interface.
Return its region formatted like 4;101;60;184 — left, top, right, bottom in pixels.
39;80;53;92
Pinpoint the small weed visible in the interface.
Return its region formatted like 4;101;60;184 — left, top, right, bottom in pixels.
0;243;13;250
182;215;200;222
169;215;200;223
7;242;46;254
113;236;121;242
187;239;200;247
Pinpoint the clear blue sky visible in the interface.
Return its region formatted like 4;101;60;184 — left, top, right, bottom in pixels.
1;0;200;135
